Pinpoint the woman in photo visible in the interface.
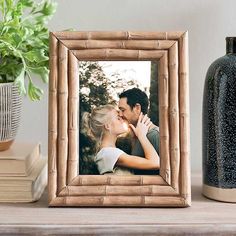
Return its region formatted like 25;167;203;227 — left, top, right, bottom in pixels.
82;104;160;175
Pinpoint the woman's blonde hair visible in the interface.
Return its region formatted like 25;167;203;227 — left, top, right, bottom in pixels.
81;104;115;150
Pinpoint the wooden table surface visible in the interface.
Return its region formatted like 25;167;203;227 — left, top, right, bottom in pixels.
0;173;236;236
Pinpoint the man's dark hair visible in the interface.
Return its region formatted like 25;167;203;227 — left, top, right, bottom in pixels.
119;88;149;114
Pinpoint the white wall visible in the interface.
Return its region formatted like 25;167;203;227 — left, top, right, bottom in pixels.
16;0;236;172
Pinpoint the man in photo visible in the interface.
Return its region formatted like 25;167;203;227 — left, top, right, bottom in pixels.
118;87;160;175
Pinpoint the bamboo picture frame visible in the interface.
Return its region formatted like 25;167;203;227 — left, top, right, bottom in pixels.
48;31;190;207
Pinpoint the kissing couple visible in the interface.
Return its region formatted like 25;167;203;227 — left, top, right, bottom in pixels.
82;88;160;175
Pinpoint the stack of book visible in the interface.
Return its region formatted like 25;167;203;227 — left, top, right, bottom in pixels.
0;142;47;202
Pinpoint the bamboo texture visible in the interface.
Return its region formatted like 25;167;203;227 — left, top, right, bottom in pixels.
72;49;165;60
59;185;178;196
49;196;186;207
158;52;171;185
179;32;191;204
168;42;180;192
48;31;190;207
55;31;184;40
70;175;167;186
67;52;79;183
62;40;176;50
48;33;58;203
57;42;68;192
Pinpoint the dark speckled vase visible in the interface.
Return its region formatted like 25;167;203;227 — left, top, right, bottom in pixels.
203;37;236;202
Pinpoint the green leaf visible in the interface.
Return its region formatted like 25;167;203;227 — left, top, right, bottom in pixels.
41;1;57;16
20;27;34;41
0;59;23;79
14;69;26;95
18;0;33;7
28;79;43;101
12;33;22;47
4;0;14;21
0;39;23;60
12;3;23;18
23;49;48;63
7;17;20;28
0;19;20;35
0;0;4;13
29;66;49;83
5;0;13;8
34;15;48;24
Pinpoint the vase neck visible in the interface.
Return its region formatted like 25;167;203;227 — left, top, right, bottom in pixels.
226;37;236;54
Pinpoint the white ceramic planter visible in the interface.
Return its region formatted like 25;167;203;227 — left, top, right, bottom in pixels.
0;83;22;151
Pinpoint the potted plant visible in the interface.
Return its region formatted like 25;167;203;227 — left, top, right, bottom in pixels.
0;0;57;151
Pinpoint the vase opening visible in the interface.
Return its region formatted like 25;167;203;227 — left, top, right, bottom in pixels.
226;37;236;54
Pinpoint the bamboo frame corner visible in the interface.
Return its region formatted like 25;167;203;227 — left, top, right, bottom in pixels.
48;31;190;207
